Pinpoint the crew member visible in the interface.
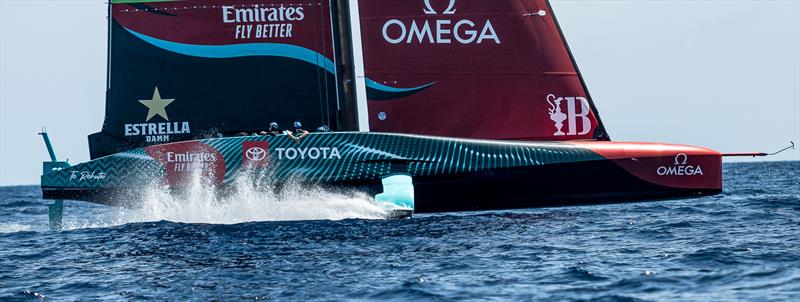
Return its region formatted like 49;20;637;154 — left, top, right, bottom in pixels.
259;122;281;136
288;121;309;144
316;125;331;132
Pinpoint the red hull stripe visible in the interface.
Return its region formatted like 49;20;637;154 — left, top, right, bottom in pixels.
567;141;723;190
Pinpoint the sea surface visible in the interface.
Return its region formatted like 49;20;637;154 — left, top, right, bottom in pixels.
1;161;798;301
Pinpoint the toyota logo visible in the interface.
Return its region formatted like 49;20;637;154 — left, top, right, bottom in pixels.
246;147;267;161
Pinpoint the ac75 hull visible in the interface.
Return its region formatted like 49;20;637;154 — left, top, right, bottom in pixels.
41;132;722;212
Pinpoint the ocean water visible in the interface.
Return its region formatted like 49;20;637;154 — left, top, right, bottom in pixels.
1;161;798;301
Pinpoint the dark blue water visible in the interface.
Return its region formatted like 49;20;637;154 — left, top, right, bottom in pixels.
1;162;798;301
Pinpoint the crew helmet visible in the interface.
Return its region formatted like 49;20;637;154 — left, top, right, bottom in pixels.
269;122;279;129
293;121;303;129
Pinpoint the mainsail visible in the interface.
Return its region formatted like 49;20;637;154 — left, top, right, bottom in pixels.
357;0;609;141
91;0;342;158
89;0;610;159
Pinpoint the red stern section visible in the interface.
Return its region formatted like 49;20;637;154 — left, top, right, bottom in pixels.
568;141;723;190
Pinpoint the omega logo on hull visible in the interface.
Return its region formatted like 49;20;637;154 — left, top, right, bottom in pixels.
657;153;704;176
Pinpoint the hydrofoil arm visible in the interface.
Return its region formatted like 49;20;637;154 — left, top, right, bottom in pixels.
38;129;70;230
375;174;415;219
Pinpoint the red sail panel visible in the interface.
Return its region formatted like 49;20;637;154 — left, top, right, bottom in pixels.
358;0;608;141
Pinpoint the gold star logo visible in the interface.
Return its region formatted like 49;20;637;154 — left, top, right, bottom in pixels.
139;87;175;121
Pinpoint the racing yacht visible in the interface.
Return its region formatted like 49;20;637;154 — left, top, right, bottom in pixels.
40;0;784;226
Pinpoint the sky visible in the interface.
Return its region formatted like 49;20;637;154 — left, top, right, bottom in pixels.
1;0;799;185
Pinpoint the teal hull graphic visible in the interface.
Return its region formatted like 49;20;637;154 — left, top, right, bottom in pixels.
42;132;599;188
41;132;721;213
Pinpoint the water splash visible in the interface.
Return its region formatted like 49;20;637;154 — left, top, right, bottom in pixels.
61;170;389;230
0;223;33;233
133;178;389;224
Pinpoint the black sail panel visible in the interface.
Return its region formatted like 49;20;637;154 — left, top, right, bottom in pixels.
91;0;339;158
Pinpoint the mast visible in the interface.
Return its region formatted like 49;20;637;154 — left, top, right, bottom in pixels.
331;0;356;131
346;0;370;132
332;0;369;132
105;2;112;91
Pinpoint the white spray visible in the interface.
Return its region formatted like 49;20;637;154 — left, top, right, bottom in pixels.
60;168;390;230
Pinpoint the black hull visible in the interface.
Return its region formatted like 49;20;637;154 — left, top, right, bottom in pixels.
410;160;720;213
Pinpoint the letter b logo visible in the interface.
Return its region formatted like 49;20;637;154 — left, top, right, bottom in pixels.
566;97;592;136
548;95;593;136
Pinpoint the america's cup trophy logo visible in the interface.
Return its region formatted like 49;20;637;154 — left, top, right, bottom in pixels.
547;94;568;136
